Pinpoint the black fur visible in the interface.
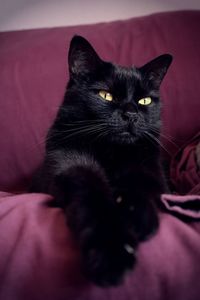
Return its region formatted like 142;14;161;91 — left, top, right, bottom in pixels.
31;36;172;286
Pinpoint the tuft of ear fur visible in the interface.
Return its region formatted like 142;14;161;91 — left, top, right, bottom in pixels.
140;54;173;89
68;35;102;77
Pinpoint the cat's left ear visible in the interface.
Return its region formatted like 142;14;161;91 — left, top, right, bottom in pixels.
68;35;102;78
140;54;173;89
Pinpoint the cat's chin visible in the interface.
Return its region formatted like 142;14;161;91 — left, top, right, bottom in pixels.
111;132;138;144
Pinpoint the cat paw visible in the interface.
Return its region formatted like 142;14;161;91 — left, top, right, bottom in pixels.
133;201;159;242
82;242;136;286
115;193;159;242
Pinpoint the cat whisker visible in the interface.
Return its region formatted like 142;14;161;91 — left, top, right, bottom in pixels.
62;119;107;125
144;131;172;156
30;126;97;150
91;127;110;143
41;124;108;148
148;126;179;149
54;124;108;141
159;133;179;149
54;124;107;134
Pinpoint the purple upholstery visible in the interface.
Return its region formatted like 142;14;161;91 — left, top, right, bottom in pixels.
0;192;200;300
0;11;200;300
171;132;200;195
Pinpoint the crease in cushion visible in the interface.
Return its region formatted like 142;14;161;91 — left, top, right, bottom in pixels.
161;194;200;219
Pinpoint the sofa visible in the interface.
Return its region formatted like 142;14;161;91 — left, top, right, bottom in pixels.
0;10;200;300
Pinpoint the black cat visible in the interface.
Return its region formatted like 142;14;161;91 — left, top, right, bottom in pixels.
31;36;172;286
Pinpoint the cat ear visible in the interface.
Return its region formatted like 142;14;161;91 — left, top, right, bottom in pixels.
140;54;173;89
68;35;102;77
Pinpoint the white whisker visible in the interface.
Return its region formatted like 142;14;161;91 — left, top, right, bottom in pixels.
144;131;172;156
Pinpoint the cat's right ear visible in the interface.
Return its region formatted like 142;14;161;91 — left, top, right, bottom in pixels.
68;36;102;77
140;54;173;89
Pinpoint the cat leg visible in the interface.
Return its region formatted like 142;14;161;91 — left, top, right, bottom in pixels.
46;150;136;286
114;170;163;243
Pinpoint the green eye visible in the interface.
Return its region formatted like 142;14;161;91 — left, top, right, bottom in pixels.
138;97;152;106
99;90;113;101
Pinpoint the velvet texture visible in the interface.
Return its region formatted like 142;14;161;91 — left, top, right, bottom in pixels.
0;10;200;300
0;192;200;300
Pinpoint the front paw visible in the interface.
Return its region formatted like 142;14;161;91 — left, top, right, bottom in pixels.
134;202;159;241
82;240;136;286
115;192;159;242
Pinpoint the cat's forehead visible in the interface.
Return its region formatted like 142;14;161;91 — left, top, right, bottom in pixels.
90;63;144;94
112;64;141;83
108;64;142;90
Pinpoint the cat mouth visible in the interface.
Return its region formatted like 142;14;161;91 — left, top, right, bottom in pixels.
120;132;132;137
116;122;141;143
121;123;136;137
118;130;137;143
109;123;138;143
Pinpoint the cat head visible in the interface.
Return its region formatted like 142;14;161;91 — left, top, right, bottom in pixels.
64;35;172;145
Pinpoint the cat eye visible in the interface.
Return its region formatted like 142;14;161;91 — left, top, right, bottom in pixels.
138;97;152;106
98;90;113;102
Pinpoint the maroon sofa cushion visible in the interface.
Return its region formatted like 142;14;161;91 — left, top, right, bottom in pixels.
0;192;200;300
0;10;200;192
171;132;200;195
0;10;200;300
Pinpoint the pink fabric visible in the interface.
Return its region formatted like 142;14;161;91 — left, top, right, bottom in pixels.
162;194;200;219
0;192;200;300
0;11;200;191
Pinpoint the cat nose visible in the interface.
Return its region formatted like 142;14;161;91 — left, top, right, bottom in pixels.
122;103;138;121
122;111;138;122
